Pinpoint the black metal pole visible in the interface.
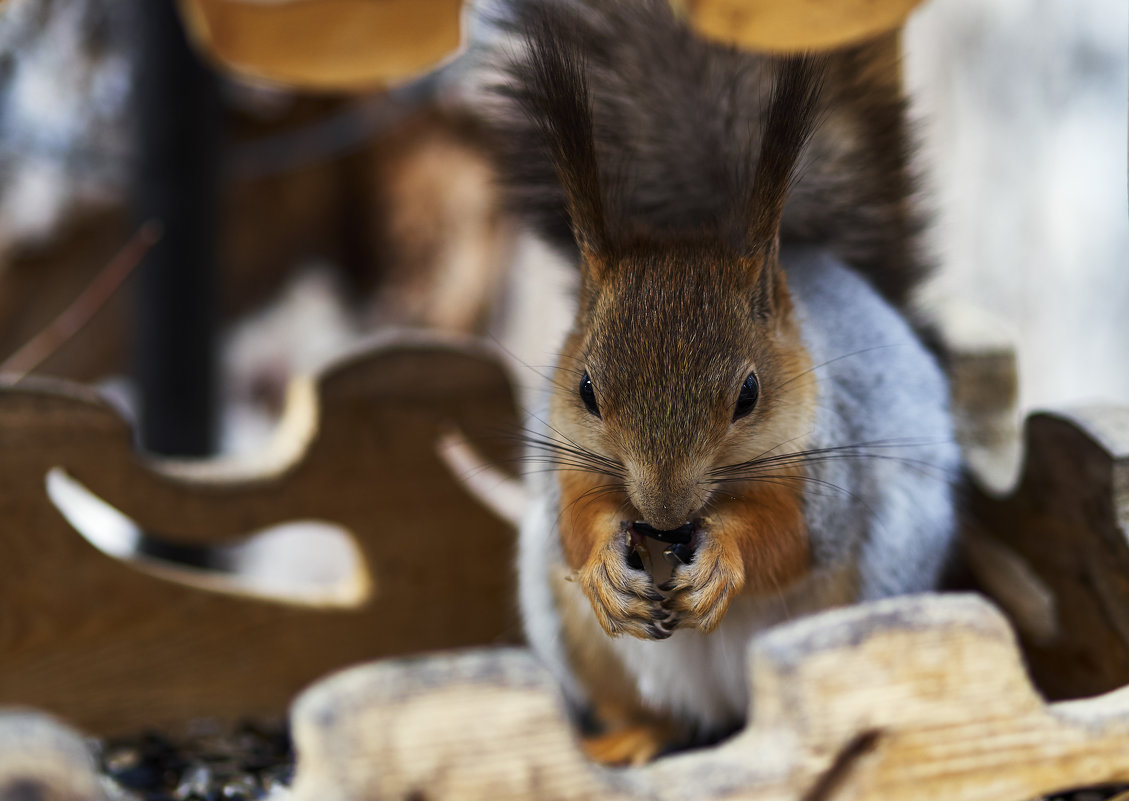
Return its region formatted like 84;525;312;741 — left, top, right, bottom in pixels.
132;0;221;458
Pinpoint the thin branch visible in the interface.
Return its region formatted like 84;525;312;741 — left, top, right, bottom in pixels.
0;221;163;382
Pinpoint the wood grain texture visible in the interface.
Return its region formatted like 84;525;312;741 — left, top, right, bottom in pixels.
286;594;1129;801
0;333;521;736
673;0;923;52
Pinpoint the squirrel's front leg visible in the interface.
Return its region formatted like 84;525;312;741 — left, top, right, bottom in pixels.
559;473;675;640
662;485;809;632
577;522;677;639
659;527;746;632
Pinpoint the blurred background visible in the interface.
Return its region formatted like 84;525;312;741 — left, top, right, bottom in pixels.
906;0;1128;411
0;0;1124;464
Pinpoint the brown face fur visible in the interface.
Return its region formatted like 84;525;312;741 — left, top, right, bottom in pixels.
551;238;817;635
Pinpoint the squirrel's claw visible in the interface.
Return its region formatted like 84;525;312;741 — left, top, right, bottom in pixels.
649;611;679;640
660;536;744;633
577;530;671;640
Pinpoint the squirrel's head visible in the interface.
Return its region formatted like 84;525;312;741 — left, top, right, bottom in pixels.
552;238;815;532
520;30;824;535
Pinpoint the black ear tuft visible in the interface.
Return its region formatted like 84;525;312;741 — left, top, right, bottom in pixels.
746;55;827;253
508;8;612;260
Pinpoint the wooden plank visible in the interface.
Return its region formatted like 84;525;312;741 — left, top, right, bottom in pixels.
286;593;1129;801
0;333;521;736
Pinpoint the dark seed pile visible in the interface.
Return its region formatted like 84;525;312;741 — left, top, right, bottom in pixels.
90;720;293;801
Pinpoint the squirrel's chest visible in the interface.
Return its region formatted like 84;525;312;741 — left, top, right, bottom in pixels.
606;597;768;728
555;563;858;731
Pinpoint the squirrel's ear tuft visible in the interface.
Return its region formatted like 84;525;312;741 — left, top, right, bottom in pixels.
515;10;613;273
745;55;826;256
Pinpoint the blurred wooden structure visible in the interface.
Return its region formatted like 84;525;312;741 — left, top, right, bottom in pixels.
3;2;1129;800
179;0;465;90
0;325;1126;799
0;103;510;386
676;0;923;51
176;0;926;91
0;335;520;736
284;594;1129;801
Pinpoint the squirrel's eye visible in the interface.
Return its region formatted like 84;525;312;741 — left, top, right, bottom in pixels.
733;372;759;420
579;371;601;418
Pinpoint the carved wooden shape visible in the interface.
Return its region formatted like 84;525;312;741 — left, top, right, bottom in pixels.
968;407;1129;701
0;334;520;736
285;593;1129;801
1;321;1128;800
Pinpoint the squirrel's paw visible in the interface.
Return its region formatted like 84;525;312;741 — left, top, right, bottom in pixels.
576;527;676;640
660;533;745;633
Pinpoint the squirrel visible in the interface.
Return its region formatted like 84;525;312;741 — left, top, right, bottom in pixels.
467;0;961;764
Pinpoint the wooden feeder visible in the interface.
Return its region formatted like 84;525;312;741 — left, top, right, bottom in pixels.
3;2;1128;800
0;324;1126;800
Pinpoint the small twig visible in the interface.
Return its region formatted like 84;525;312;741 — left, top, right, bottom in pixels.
0;221;163;382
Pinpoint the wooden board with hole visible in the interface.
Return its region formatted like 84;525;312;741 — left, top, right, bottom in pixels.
0;333;521;736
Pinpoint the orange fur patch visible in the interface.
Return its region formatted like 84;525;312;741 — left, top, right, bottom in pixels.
722;478;810;593
581;725;672;766
557;469;624;571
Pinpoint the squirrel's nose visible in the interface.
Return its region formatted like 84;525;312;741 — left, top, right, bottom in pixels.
626;463;708;531
633;497;701;532
632;521;694;544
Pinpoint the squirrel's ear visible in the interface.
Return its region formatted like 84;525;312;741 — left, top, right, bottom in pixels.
519;11;614;279
742;238;794;320
744;55;825;256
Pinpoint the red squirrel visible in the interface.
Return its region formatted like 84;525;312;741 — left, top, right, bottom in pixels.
470;0;959;763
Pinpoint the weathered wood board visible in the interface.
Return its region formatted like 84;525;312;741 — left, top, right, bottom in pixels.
0;333;521;736
237;595;1129;801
